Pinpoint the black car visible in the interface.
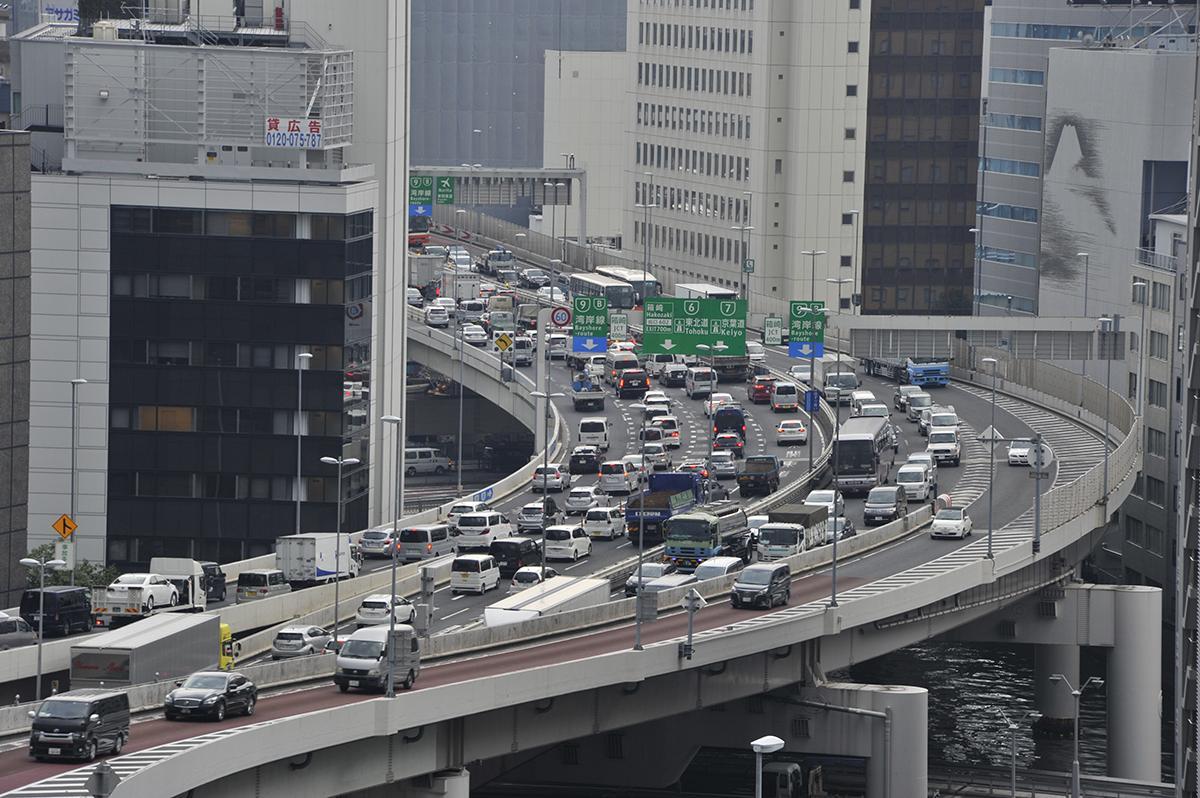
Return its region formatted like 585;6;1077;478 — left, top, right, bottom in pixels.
660;365;688;387
489;537;543;578
29;689;130;761
20;586;91;636
164;671;257;721
615;369;650;399
568;447;601;475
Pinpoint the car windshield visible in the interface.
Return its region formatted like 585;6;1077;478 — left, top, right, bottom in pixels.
667;519;713;541
808;491;835;504
936;509;964;520
458;516;487;528
585;510;609;521
238;573;268;586
827;374;858;388
276;632;303;641
738;569;774;586
449;504;476;515
693;564;729;580
759;526;799;545
182;674;228;690
341;640;384;659
862;406;888;416
867;488;896;503
535;467;559;475
929;432;956;444
932;415;957;426
910;395;932;408
114;574;146;585
545;528;572;541
896;470;923;483
37;700;91;719
399;529;431;542
712;453;733;463
361;601;388;610
635;563;668;579
513;571;541;584
363;530;389;541
581;422;605;433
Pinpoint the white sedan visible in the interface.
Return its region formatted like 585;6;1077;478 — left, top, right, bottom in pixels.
107;573;179;610
459;324;489;347
803;489;845;518
354;594;415;626
1008;440;1052;467
705;393;734;416
536;286;567;303
642;391;672;411
929;508;973;539
509;566;558;592
775;419;808;445
745;340;766;363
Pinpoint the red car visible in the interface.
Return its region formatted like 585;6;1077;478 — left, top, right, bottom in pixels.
749;377;776;404
713;433;745;459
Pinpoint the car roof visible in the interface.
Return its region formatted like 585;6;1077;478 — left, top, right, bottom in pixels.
453;553;493;562
279;625;321;634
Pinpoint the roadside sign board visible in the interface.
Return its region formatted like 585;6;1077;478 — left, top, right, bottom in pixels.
494;333;513;351
436;176;456;204
764;316;783;346
408;175;433;205
52;513;77;540
789;341;825;358
573;297;608;352
609;313;629;340
742;258;755;274
642;297;747;356
787;300;825;358
408;203;430;218
472;487;494;502
803;390;821;412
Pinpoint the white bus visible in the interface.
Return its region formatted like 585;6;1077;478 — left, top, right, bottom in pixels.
595;265;661;305
568;272;636;309
673;282;738;300
831;416;894;495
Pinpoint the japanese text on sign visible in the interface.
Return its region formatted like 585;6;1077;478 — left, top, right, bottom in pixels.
264;117;323;149
642;298;747;356
572;297;609;338
789;300;826;343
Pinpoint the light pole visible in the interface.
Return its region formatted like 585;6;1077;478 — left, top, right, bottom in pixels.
380;415;403;697
802;252;828;476
969;226;982;315
750;735;785;798
997;709;1042;797
825;279;852;608
295;352;313;536
1049;673;1105;798
801;249;827;308
697;343;728;501
549;258;563;299
982;357;998;559
455;207;468;241
1132;278;1148;415
320;456;360;645
530;390;563;581
846;209;860;313
19;555;66;700
731;222;755;319
68;377;87;583
1078;252;1090;378
1098;316;1114;504
544;181;567;263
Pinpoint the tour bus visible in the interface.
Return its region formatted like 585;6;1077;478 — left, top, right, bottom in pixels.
595;265;662;305
673;282;738;300
567;273;636;310
831;416;894;494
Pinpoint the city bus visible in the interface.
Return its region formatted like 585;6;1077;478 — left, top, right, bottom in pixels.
595;265;661;306
673;282;737;300
567;273;636;309
831;416;894;495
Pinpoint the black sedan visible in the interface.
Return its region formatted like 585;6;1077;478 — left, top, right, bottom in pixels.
568;446;601;475
164;671;257;722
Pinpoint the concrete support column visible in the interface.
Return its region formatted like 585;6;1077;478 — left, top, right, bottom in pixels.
1034;643;1079;734
349;769;470;798
1107;586;1162;781
816;682;927;798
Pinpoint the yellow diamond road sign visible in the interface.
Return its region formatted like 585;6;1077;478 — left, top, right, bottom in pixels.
495;333;513;352
52;514;77;540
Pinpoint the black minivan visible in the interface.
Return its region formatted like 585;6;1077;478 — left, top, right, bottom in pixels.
730;563;791;609
28;689;130;761
489;537;542;578
20;586;91;636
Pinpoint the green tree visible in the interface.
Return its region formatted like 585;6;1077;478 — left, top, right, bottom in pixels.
23;543;121;589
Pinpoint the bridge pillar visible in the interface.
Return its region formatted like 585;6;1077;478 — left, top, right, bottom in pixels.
1033;643;1079;735
346;768;470;798
1107;586;1161;781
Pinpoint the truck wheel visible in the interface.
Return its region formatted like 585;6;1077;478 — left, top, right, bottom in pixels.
403;670;416;690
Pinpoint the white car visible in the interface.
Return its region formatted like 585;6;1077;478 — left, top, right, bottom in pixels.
643;390;671;409
432;297;457;317
508;566;558;592
803;489;845;518
930;508;973;539
745;340;766;363
788;364;812;384
517;501;558;534
406;287;423;307
642;442;672;470
536;286;567;303
926;427;961;466
905;452;939;484
107;573;179;610
446;500;490;529
583;505;625;540
619;454;651;482
459;324;489;347
775;419;808;445
705;393;734;417
856;403;891;420
1008;439;1052;467
600;460;642;494
544;525;593;561
424;305;450;328
895;463;933;501
649;415;682;448
354;594;415;627
454;511;514;550
451;252;472;269
564;485;601;515
531;464;571;492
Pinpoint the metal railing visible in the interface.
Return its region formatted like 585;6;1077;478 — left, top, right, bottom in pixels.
1135;247;1178;273
929;764;1174;797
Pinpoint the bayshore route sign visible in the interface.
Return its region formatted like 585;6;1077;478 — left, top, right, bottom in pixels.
642;297;747;356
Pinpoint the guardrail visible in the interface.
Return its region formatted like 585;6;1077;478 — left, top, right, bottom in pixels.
928;765;1174;797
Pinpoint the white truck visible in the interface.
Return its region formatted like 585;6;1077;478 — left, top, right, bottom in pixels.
409;253;445;294
275;532;360;588
813;354;861;405
70;614;225;689
484;576;610;627
755;504;828;561
570;375;606;411
441;268;480;302
90;558;208;627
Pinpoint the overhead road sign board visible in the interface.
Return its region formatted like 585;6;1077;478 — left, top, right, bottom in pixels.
408;175;433;205
572;297;609;353
642;298;747;356
436;176;456;205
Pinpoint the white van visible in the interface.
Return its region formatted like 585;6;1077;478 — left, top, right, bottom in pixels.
583;505;625;540
334;625;420;693
849;390;878;416
577;417;610;452
644;353;676;376
895;463;933;501
511;335;534;367
686;366;718;399
604;351;641;385
584;354;606;380
459;299;486;323
450;554;501;594
770;381;800;412
453;511;514;550
598;460;641;494
403;447;452;477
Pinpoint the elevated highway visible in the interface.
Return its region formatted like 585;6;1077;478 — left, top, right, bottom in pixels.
0;332;1140;796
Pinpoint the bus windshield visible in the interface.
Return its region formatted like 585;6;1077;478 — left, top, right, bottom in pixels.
833;440;877;474
666;519;714;541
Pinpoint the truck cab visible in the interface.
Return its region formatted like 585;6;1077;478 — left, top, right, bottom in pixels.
334;625;420;693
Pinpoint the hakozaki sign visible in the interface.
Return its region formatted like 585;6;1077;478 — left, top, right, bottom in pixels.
642;297;747;356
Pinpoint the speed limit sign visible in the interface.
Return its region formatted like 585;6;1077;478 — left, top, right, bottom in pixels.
551;306;572;327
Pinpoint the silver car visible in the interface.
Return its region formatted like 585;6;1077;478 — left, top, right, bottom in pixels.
270;625;331;660
0;613;35;651
710;451;738;480
359;529;397;559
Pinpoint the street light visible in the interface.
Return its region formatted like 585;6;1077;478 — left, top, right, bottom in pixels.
380;415;403;697
19;555;66;700
320;455;360;645
982;357;998;559
530;390;564;581
969;226;982;315
825;279;852;608
1049;673;1104;798
750;735;785;798
68;377;87;584
1098;316;1114;504
846;209;860;313
997;709;1041;797
295;352;313;536
1078;252;1090;377
801;249;827;308
1131;279;1148;415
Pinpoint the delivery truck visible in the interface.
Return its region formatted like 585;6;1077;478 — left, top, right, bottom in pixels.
275;533;360;588
91;558;208;628
626;471;703;544
755;504;828;561
483;577;611;627
69;614;234;689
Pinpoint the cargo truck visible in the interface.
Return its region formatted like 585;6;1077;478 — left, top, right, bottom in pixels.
570;375;606;411
441;268;480;302
69;614;235;689
663;500;751;571
475;248;516;277
860;354;950;387
813;354;861;405
483;577;611;627
275;532;360;588
755;504;828;561
625;471;704;544
91;558;208;628
409;253;445;296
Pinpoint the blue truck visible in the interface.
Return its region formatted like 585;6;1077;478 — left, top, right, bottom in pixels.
861;355;950;387
625;471;704;544
663;500;751;572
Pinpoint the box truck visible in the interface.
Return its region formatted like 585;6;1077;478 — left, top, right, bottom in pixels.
275;533;360;588
69;614;231;689
483;577;610;627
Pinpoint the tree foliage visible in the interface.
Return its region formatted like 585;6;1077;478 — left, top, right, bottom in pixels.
23;543;120;589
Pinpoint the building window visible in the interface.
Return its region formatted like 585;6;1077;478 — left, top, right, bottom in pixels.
843;170;855;183
989;68;1044;86
980;157;1040;177
850;0;860;7
845;127;856;140
1145;475;1166;506
1152;282;1171;310
1128;372;1138;401
977;202;1039;223
840;255;852;268
1147;428;1167;458
1149;331;1169;360
846;84;858;96
1148;379;1168;408
841;213;854;225
986;113;1042;132
848;41;859;53
1126;515;1144;547
980;246;1037;269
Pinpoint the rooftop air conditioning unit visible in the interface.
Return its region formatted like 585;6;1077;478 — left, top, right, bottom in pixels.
92;20;118;40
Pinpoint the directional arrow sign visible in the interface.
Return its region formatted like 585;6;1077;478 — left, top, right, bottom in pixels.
788;341;824;358
642;297;747;356
573;297;609;353
435;176;456;204
408;175;433;205
573;336;606;353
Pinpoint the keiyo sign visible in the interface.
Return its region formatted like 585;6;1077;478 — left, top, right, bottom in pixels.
642;297;747;356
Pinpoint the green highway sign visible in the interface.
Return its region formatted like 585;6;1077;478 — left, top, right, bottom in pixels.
789;300;826;344
742;258;755;274
572;297;609;338
764;316;783;346
436;176;456;204
408;175;433;205
642;297;747;356
609;312;629;340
